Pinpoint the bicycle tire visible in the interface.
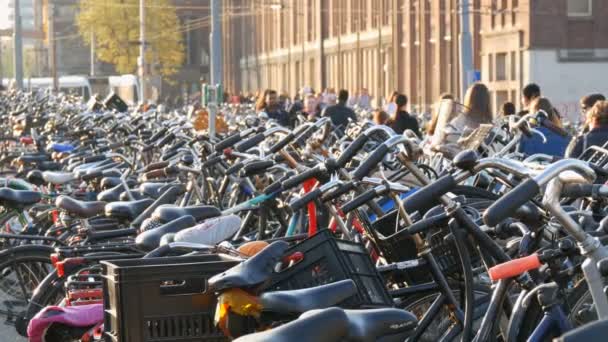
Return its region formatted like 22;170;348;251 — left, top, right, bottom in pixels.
0;245;56;339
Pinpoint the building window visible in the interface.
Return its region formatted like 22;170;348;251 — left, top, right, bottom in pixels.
496;91;509;113
496;53;507;81
488;54;494;82
510;51;517;80
567;0;592;17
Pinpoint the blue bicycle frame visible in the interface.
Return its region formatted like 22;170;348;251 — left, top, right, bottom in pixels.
527;305;572;342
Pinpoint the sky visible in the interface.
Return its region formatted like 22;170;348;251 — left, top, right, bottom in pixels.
0;0;9;30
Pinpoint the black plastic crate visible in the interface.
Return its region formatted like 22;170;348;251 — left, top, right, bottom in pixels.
264;229;392;308
102;254;240;342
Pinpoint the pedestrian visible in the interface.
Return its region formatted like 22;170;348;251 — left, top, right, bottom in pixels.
256;89;289;126
566;101;608;158
500;102;516;117
427;93;455;136
322;89;357;130
519;83;541;115
387;94;420;137
518;97;570;157
384;91;399;117
372;109;390;125
450;82;493;132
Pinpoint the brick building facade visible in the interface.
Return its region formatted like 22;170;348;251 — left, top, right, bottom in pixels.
222;0;608;118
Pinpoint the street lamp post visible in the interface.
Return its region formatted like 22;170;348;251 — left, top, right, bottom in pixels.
139;0;146;103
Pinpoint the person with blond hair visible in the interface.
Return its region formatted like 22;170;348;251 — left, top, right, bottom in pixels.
567;101;608;158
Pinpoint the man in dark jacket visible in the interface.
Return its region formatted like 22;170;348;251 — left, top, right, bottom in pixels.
322;89;357;130
389;94;420;137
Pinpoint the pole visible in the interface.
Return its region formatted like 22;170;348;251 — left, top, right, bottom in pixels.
208;0;223;139
139;0;146;103
0;39;3;83
377;9;382;107
317;0;325;90
90;31;96;76
48;2;58;93
210;0;223;86
13;0;23;89
459;0;474;99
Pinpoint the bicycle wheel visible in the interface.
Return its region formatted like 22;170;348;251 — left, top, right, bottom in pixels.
398;288;492;342
0;245;55;341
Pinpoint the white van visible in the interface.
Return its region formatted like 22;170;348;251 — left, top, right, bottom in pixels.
2;76;93;100
108;74;140;106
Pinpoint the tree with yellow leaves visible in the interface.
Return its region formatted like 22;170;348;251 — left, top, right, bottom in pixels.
76;0;184;77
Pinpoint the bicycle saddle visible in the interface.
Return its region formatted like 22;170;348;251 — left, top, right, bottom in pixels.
39;161;62;171
208;241;289;292
233;307;348;342
135;215;196;251
99;177;137;190
0;188;41;209
153;204;222;222
26;170;45;186
301;308;418;342
97;184;125;202
260;280;357;315
119;190;147;201
56;196;106;218
104;198;154;221
174;215;241;246
17;154;49;164
140;182;172;199
49;142;75;153
42;171;76;185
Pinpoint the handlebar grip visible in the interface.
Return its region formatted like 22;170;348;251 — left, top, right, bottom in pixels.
215;132;242;152
263;173;295;195
169;140;187;151
225;161;245;176
235;133;265;152
294;125;317;148
241;160;275;177
337;135;370;168
341;188;377;213
562;184;596;198
352;144;390;180
289;188;322;212
402;174;457;214
281;167;322;190
483;178;540;227
268;133;295;154
83;155;106;164
143;161;170;172
488;254;541;281
160;149;179;161
155;132;175;149
147;127;168;144
202;155;223;169
321;182;356;202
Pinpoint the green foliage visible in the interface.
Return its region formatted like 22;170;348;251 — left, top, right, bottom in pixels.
76;0;185;77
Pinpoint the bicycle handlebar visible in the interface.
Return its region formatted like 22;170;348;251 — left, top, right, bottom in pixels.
488;254;541;281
